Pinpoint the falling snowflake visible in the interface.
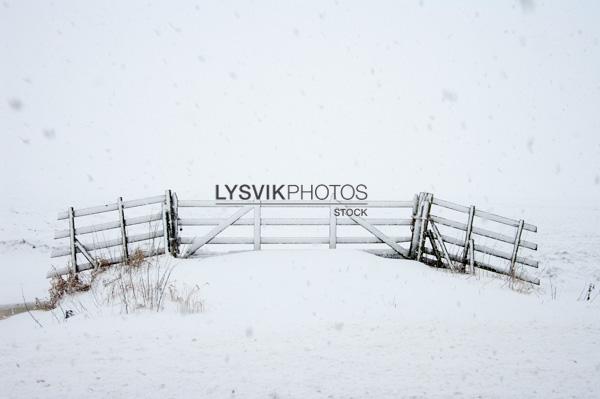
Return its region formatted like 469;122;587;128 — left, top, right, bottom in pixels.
43;129;56;140
442;89;458;103
8;98;23;111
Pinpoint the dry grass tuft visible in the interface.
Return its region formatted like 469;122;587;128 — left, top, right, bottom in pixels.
100;255;175;313
168;284;204;314
37;273;91;310
126;248;146;267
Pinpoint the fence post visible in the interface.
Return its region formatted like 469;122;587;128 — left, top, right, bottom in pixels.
468;238;475;274
162;202;169;256
416;193;433;262
254;204;261;250
68;207;77;273
329;205;337;249
462;205;475;265
164;189;180;257
117;197;129;263
171;190;180;256
409;193;422;259
509;220;524;277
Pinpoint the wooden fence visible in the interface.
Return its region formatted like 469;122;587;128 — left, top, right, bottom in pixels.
49;190;539;284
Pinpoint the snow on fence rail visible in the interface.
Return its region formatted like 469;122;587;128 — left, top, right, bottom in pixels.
49;190;539;284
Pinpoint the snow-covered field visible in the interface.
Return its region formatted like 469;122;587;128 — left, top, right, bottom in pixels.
1;200;599;398
2;198;600;399
3;200;599;399
1;249;599;398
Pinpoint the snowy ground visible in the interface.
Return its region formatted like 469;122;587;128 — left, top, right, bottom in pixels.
1;248;599;398
1;202;600;397
0;239;51;305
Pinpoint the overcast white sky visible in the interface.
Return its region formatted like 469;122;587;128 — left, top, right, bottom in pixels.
1;1;600;231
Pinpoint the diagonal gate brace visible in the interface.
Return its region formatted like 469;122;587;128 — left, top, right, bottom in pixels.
346;210;410;258
74;239;98;270
184;205;253;257
426;230;443;267
428;221;459;272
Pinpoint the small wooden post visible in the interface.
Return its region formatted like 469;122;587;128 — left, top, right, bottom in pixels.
468;238;475;274
254;204;261;250
416;193;433;262
170;191;179;256
509;220;524;277
117;197;128;263
329;205;337;249
162;203;169;255
409;193;423;259
164;190;177;256
68;207;77;273
462;205;475;264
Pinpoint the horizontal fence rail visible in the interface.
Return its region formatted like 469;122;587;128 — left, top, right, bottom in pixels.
54;213;163;239
51;230;164;258
49;190;540;285
177;200;415;208
179;218;414;226
56;195;165;220
429;215;538;250
178;236;413;245
432;198;537;232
